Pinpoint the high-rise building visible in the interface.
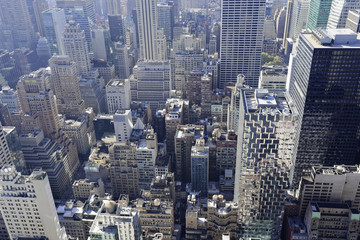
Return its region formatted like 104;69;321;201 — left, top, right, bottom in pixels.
63;22;91;76
346;9;360;32
42;8;66;55
227;75;245;132
0;166;67;239
31;0;49;36
49;55;86;119
0;87;20;114
297;165;360;218
290;29;360;185
136;128;158;190
136;0;166;61
327;0;360;29
106;79;131;113
174;125;204;182
113;43;130;79
16;68;80;181
289;0;310;40
89;202;142;240
306;0;333;31
17;69;60;138
0;0;34;49
132;61;171;112
282;0;294;48
108;15;125;43
0;123;12;169
19;130;70;198
91;27;111;61
157;2;174;43
234;88;298;239
114;110;134;142
56;0;96;50
219;0;266;88
109;142;139;199
191;138;209;196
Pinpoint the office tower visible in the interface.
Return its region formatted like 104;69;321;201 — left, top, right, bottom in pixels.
0;50;21;89
346;9;360;32
107;0;124;15
32;0;49;35
16;69;80;180
136;0;166;61
0;0;34;49
283;0;294;48
106;79;131;114
91;27;111;61
93;60;116;85
214;130;237;178
234;88;298;239
79;77;106;114
157;2;174;43
17;69;60;138
227;75;244;132
36;37;51;67
290;30;360;185
114;110;134;142
259;67;288;90
109;142;139;199
0;87;20;114
219;0;266;88
304;202;359;239
42;8;66;55
203;57;220;90
19;130;70;198
132;61;171;112
276;7;287;39
56;0;96;49
2;126;25;171
191;138;209;196
175;125;204;182
137;129;158;190
49;55;86;119
0;123;12;169
209;35;217;55
297;165;360;217
0;166;67;239
108;15;125;42
113;43;131;79
165;98;185;154
289;0;310;40
89;203;142;240
174;51;204;94
63;22;91;76
187;71;205;105
62;117;91;154
327;0;360;29
307;0;333;31
0;104;13;126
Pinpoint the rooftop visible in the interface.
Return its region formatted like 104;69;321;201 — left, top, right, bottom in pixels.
305;29;360;48
243;89;293;115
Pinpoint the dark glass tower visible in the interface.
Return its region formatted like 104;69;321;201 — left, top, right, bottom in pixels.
290;29;360;185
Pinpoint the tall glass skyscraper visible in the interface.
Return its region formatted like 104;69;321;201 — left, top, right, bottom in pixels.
290;29;360;185
219;0;266;88
307;0;333;31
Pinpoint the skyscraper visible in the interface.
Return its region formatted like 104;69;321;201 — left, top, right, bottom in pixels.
234;88;298;239
0;122;12;169
191;138;209;196
157;2;174;43
219;0;266;88
63;21;91;76
307;0;333;31
0;0;35;49
327;0;360;29
290;29;360;185
136;0;166;61
17;69;60;138
56;0;96;49
0;166;68;239
289;0;310;40
43;8;67;55
49;55;86;119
